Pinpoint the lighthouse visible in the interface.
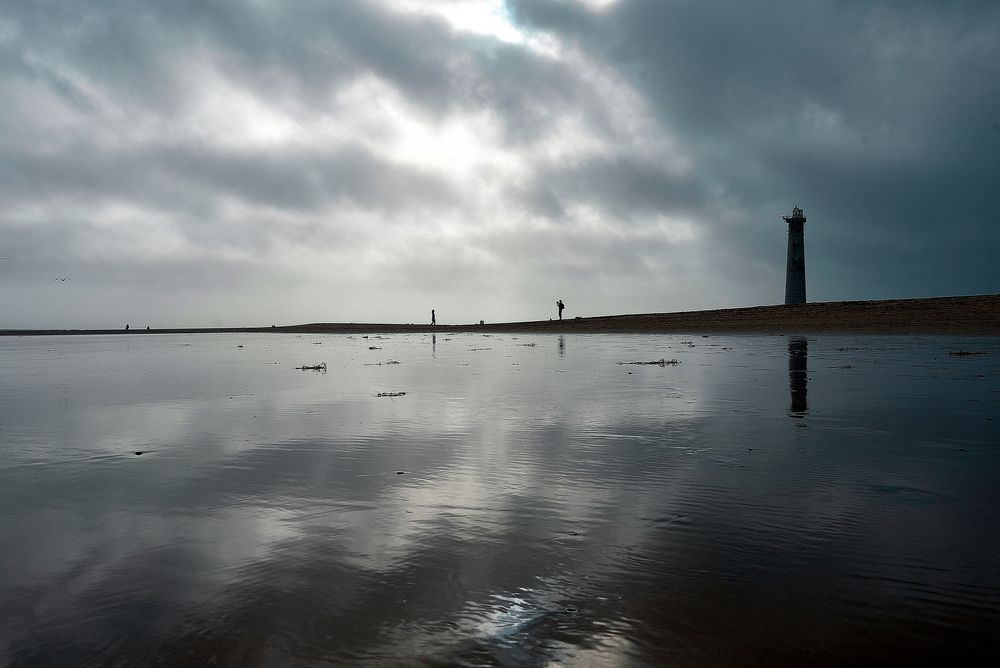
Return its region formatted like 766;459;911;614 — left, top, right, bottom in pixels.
782;206;807;305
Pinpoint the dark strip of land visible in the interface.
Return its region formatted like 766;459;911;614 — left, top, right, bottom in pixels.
3;295;999;337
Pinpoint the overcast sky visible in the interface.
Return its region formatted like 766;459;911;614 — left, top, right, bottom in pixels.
1;0;998;328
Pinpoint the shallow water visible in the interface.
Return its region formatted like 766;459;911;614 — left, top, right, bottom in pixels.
1;332;999;666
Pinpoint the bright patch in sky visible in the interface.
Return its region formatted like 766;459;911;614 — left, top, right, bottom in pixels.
188;73;301;149
578;0;621;11
389;0;525;43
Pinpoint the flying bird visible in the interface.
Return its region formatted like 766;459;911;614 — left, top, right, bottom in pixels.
55;277;71;281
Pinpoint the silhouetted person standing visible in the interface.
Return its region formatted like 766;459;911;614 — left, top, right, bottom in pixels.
125;324;129;331
556;300;564;320
431;309;436;326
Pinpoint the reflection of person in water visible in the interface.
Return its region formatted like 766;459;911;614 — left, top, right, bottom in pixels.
788;337;808;415
556;299;564;320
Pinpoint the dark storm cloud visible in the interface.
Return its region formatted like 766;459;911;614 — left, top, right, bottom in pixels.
508;0;1000;300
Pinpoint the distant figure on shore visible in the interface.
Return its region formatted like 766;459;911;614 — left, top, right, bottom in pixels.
146;326;150;330
556;299;565;320
125;324;129;331
431;309;436;326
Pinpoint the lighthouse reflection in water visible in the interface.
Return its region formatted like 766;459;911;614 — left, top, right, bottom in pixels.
788;336;808;415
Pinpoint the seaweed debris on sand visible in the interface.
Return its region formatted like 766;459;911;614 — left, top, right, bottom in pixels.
296;362;327;370
617;358;680;366
376;391;406;397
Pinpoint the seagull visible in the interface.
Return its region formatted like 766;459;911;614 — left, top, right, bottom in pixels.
55;277;71;282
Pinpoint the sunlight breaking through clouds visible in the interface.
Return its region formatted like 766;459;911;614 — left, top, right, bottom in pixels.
1;0;998;327
386;0;525;43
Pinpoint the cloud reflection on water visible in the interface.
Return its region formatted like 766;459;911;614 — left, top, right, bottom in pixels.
1;333;999;665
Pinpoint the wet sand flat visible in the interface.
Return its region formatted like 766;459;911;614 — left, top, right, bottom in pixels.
2;332;999;665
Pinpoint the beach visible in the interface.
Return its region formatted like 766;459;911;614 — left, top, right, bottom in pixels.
5;294;999;336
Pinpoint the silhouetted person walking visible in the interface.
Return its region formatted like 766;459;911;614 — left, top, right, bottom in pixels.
431;309;436;326
556;299;564;320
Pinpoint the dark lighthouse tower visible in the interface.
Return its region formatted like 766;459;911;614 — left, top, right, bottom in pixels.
782;206;807;305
